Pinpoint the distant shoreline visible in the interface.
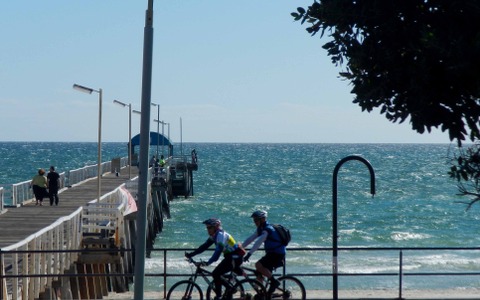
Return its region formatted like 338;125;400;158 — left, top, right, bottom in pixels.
0;140;456;145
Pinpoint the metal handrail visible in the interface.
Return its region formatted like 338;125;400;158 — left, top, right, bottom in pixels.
0;187;3;212
2;246;480;300
146;247;480;299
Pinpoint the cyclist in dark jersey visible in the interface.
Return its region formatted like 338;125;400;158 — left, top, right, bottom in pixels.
242;210;286;294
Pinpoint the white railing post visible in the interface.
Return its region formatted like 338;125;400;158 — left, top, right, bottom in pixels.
0;248;6;300
12;184;17;207
22;244;29;300
39;235;46;293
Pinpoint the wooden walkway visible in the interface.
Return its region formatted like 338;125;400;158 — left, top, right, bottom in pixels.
0;167;139;249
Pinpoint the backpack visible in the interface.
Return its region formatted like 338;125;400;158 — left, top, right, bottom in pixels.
272;224;291;246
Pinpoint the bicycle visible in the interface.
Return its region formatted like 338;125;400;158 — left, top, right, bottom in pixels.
167;256;267;300
242;265;306;300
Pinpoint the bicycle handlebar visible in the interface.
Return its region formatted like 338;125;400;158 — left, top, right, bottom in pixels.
186;253;260;278
185;253;207;267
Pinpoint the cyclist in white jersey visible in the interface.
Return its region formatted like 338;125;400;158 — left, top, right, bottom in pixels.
186;218;245;300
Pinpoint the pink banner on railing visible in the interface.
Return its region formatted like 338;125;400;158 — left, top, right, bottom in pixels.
120;186;137;216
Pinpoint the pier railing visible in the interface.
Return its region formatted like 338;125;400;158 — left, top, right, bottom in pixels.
0;176;134;300
0;167;152;300
66;156;127;187
3;246;480;299
0;207;83;299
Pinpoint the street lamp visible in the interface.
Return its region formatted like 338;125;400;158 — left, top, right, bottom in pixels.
113;100;133;179
131;110;142;167
135;0;154;297
154;119;169;157
151;102;160;159
73;83;102;202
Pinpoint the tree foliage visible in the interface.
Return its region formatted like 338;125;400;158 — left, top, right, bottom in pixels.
292;1;480;145
449;143;480;210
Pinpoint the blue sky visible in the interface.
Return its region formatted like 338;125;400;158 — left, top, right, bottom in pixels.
1;1;450;143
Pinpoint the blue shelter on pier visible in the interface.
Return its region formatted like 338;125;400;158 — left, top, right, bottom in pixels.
130;131;173;161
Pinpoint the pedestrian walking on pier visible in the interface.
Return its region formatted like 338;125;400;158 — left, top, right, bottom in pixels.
47;166;60;206
31;168;48;206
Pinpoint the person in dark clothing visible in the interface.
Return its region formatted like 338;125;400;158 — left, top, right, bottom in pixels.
149;155;156;167
47;166;60;206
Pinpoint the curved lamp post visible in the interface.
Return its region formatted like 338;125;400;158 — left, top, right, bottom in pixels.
73;83;102;202
332;155;376;300
113;100;133;179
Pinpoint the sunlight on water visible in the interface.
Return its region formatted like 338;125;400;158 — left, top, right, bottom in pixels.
3;142;480;291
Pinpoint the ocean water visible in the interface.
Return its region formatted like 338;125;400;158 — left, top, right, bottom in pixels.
0;141;127;185
2;142;480;291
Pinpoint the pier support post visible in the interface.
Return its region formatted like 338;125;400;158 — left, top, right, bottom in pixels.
98;263;109;296
53;273;74;300
38;287;55;300
68;265;81;299
85;264;97;299
76;263;90;299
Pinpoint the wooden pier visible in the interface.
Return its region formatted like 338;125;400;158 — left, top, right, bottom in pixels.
0;166;138;249
0;146;198;300
0;165;163;300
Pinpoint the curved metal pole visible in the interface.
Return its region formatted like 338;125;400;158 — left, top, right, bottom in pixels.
332;155;376;300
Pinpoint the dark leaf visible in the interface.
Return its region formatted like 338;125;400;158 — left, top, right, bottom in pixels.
297;7;306;14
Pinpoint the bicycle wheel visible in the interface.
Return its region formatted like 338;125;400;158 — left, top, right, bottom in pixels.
229;278;266;300
271;276;306;300
167;280;203;300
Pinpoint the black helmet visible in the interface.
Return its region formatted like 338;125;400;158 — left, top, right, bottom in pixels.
203;218;221;227
251;210;267;219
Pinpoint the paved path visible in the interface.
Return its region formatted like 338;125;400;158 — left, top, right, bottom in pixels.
104;288;480;300
0;167;139;248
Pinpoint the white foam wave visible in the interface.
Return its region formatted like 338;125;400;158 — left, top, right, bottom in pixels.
391;231;432;241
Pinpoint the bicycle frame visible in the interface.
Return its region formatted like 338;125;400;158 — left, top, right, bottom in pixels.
182;257;265;300
241;266;263;280
186;258;241;296
188;258;216;287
